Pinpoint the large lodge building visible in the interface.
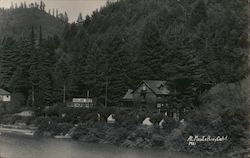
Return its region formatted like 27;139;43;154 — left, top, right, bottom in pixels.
121;80;184;120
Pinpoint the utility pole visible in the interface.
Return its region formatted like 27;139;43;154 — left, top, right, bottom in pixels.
63;85;66;104
87;90;90;107
105;77;108;107
87;90;90;98
32;85;35;106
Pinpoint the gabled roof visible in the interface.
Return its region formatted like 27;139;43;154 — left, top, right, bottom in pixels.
122;89;133;100
0;88;10;95
135;80;170;95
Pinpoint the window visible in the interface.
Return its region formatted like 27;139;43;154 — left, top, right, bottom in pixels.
173;113;179;121
141;98;146;103
158;84;164;90
141;85;147;97
157;103;161;108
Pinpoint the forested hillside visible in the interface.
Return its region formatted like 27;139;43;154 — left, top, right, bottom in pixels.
0;2;66;38
61;0;248;107
0;0;248;108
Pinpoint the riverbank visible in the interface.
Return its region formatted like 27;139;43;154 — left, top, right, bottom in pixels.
0;134;226;158
2;107;242;155
34;121;233;157
0;120;242;158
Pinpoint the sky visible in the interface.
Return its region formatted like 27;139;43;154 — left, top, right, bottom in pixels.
0;0;108;22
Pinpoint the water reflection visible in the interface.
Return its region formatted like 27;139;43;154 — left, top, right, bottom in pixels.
0;134;222;158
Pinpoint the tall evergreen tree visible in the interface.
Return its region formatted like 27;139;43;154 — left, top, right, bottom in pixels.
139;19;165;80
64;12;69;23
0;37;17;88
190;0;207;27
77;13;83;23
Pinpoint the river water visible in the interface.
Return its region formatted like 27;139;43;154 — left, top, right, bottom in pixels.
0;134;225;158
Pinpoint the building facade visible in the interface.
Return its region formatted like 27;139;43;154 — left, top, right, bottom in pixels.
122;80;170;109
122;80;183;119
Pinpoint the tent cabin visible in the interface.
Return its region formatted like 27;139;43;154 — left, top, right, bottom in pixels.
0;88;11;102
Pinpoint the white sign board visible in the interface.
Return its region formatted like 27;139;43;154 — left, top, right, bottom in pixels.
72;98;93;103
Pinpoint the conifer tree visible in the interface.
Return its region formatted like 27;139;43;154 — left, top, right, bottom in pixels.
64;12;69;23
139;19;165;79
35;2;39;8
190;0;207;27
40;1;43;10
53;8;55;16
84;15;91;27
77;13;83;23
0;37;17;88
56;9;58;18
24;1;27;8
20;2;24;8
10;2;14;9
53;51;70;101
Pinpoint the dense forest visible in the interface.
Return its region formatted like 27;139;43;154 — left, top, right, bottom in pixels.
0;0;248;110
0;1;66;38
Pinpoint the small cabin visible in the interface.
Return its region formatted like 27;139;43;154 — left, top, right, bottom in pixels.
0;88;11;102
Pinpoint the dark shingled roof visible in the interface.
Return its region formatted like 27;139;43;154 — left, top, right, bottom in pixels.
138;80;170;95
0;88;10;95
122;80;170;101
122;89;133;100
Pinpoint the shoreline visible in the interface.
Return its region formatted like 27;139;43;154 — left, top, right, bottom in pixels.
0;124;37;136
0;124;231;158
0;132;229;158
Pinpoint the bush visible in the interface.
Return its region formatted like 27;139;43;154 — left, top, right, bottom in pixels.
172;80;249;155
35;118;73;136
